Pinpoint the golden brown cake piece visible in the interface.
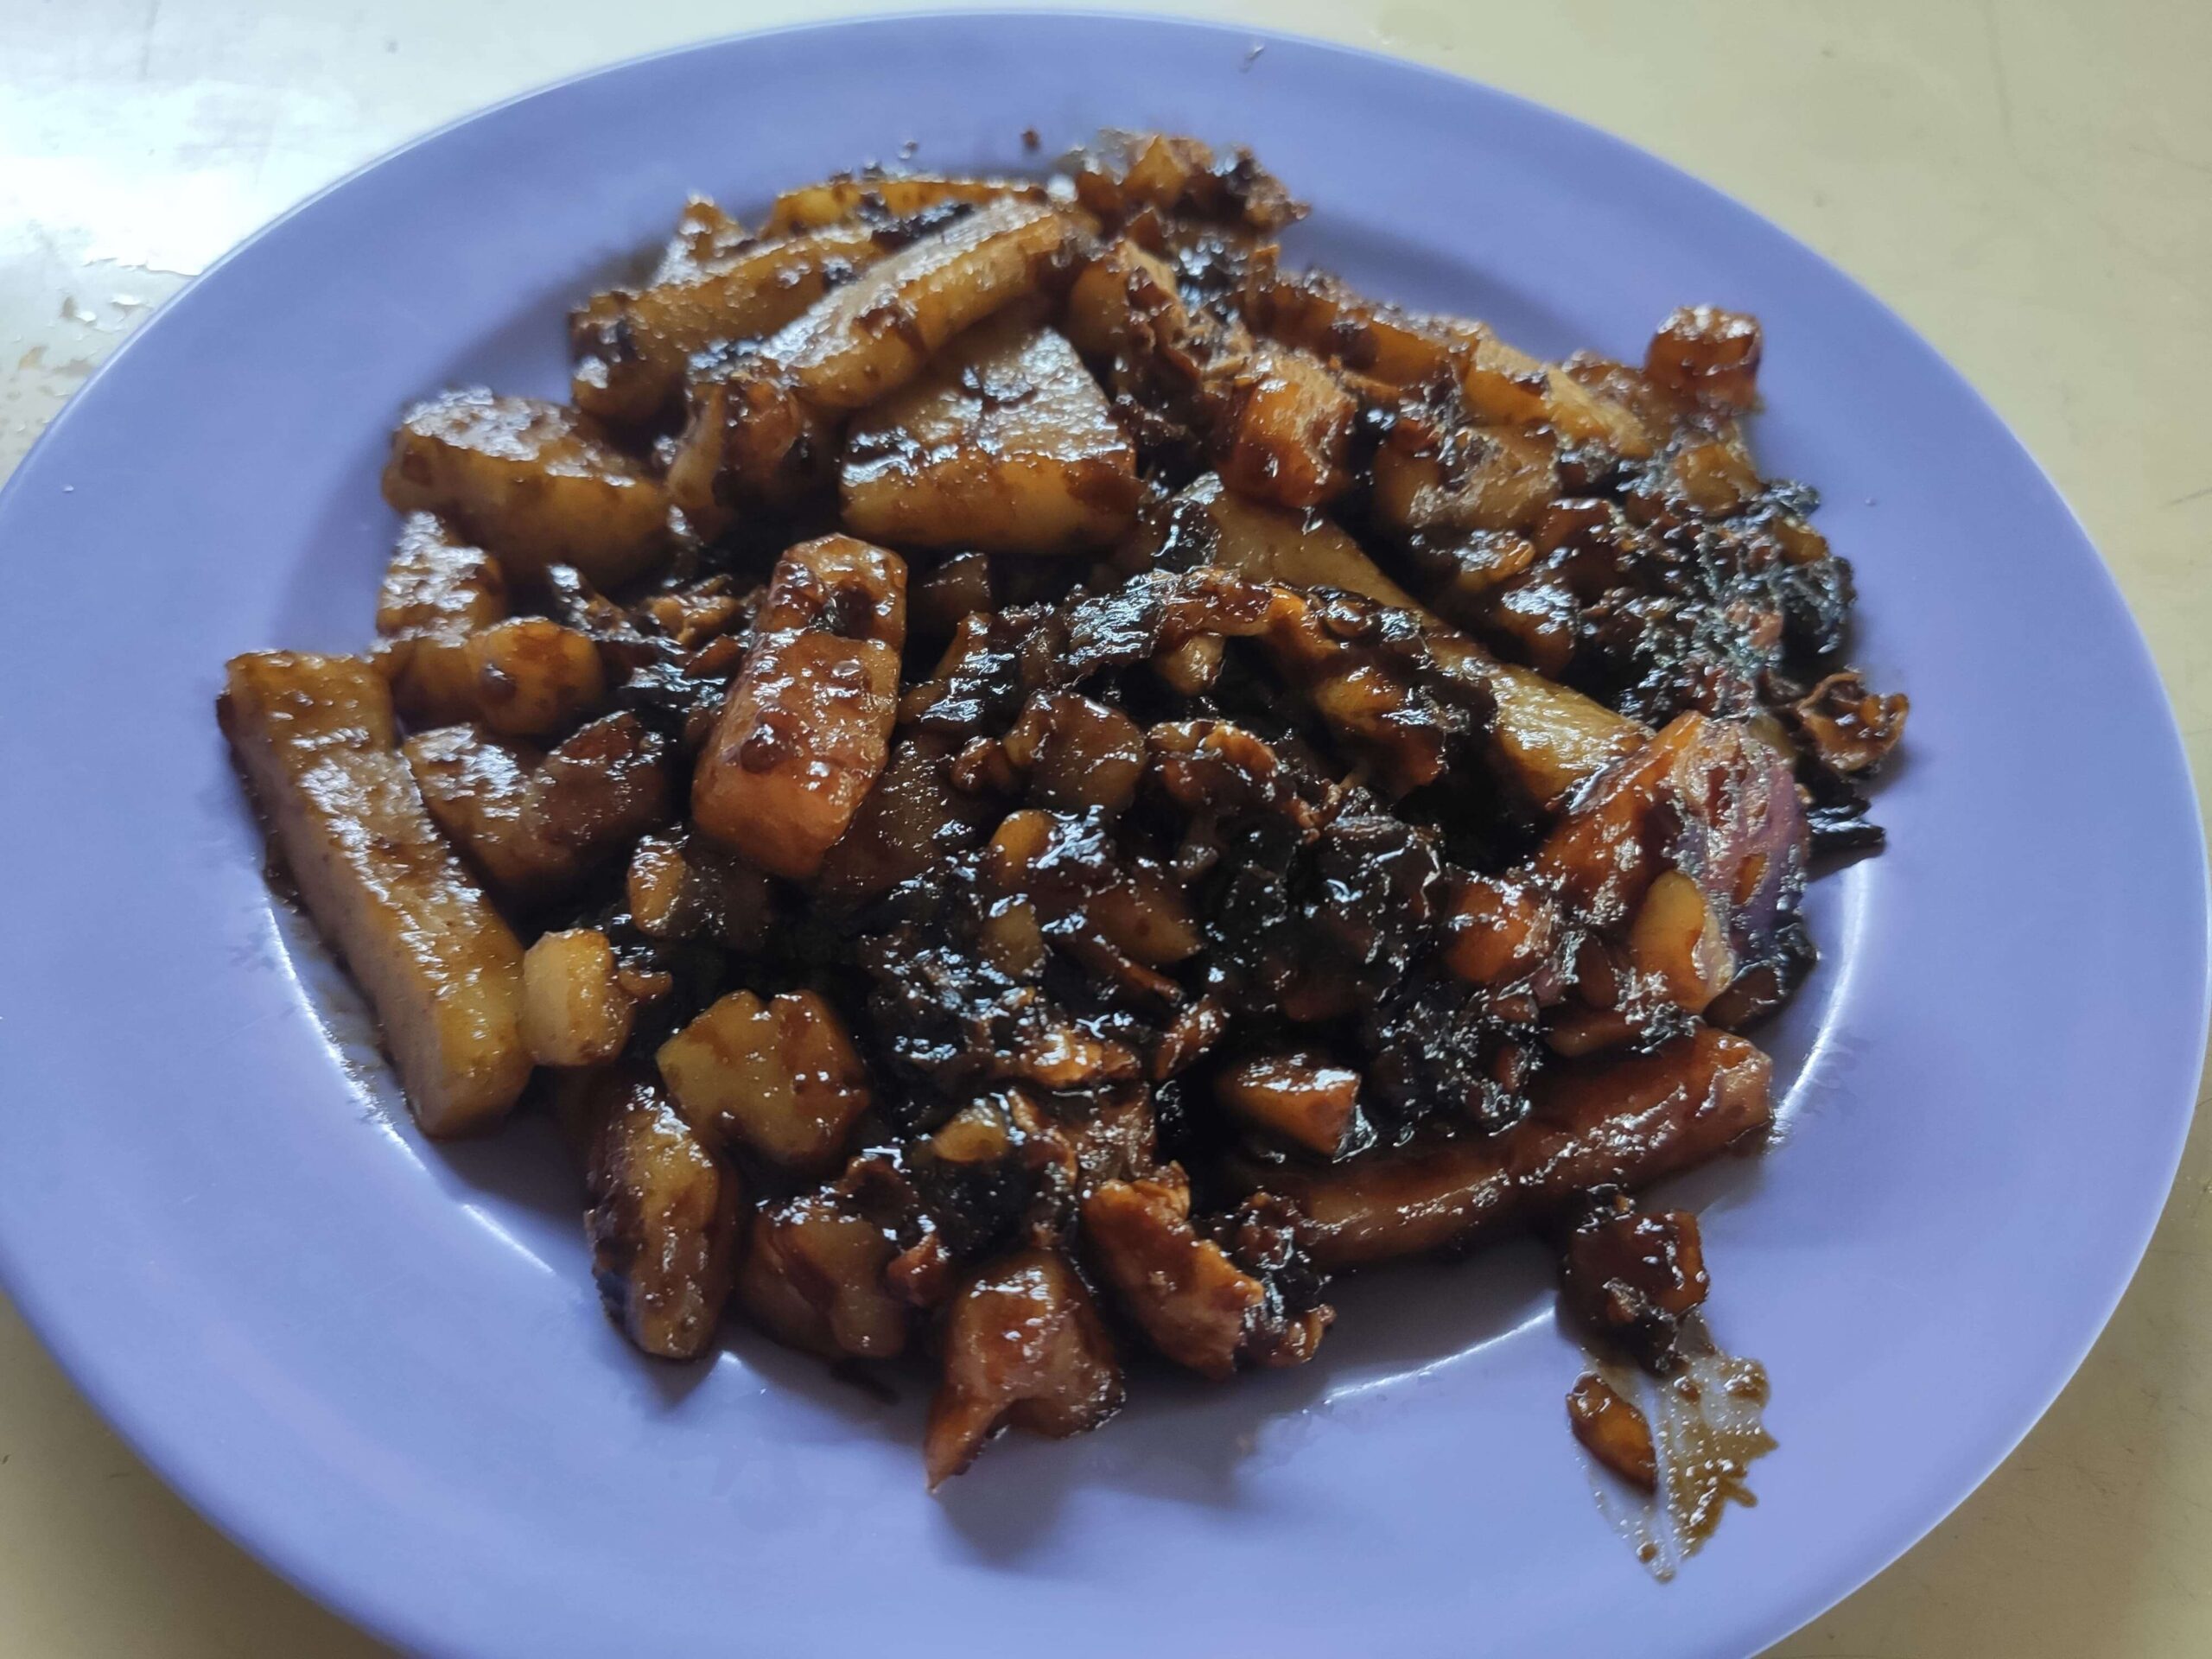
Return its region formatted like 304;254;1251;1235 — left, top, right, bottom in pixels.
218;651;530;1135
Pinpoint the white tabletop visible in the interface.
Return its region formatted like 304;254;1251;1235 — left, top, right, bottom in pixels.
4;2;2209;1652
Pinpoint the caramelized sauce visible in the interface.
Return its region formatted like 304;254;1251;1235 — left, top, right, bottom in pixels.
1577;1318;1775;1580
1658;1340;1773;1550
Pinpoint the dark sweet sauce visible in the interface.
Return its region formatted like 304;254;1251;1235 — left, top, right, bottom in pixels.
1580;1319;1775;1580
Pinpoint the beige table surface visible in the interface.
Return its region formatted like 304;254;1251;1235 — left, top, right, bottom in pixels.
4;0;2209;1652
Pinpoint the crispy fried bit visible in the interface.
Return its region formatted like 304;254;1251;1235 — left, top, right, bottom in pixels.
1791;670;1910;775
219;652;529;1135
691;536;907;878
381;391;670;587
585;1067;743;1359
1560;1192;1709;1370
521;929;634;1067
658;989;872;1174
1568;1373;1658;1490
842;315;1141;553
1647;306;1763;410
925;1249;1124;1487
1082;1166;1332;1379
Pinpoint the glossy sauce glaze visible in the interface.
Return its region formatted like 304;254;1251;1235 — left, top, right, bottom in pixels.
219;130;1903;1495
1573;1321;1777;1578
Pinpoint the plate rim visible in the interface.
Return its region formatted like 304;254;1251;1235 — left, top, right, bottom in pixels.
0;10;2203;1656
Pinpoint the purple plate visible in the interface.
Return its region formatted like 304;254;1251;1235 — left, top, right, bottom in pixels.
0;13;2201;1657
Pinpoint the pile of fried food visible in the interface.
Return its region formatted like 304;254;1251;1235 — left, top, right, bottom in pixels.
220;133;1905;1487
